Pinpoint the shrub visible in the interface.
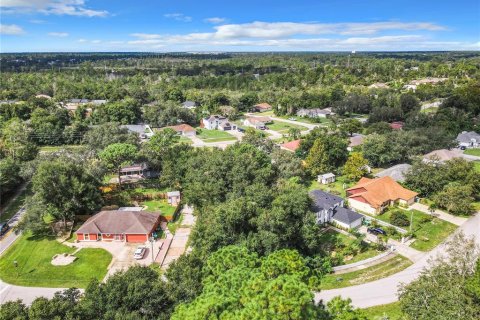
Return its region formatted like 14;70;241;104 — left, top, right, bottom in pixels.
420;215;433;224
389;210;410;227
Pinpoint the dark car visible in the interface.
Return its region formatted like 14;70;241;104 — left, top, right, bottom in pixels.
237;127;245;133
460;146;466;150
0;222;10;237
367;227;387;235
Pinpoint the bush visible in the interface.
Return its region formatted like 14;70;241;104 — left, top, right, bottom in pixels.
420;215;433;224
389;210;410;227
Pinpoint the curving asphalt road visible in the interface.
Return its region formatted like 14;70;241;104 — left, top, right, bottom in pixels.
314;213;480;308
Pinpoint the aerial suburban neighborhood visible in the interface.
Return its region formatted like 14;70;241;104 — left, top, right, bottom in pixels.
0;1;479;320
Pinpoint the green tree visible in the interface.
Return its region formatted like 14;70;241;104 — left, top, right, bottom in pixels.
339;119;363;137
305;135;348;175
433;183;474;215
141;129;180;171
99;143;138;187
399;233;480;320
343;152;369;181
0;118;38;161
82;122;139;151
30;160;103;231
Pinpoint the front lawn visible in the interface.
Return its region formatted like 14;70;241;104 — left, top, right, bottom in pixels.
464;148;480;157
318;230;382;266
267;121;307;133
196;129;237;142
362;302;405;320
319;254;412;290
374;209;457;251
308;175;353;198
0;233;111;288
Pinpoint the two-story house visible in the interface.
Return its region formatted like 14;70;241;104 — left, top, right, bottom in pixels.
309;190;363;229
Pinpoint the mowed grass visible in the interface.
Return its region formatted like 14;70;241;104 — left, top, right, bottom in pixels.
374;209;457;251
142;199;177;217
474;161;480;173
0;185;32;222
362;302;405;320
0;233;111;288
267;120;307;133
196;129;237;142
464;148;480;157
319;255;412;290
308;175;353;198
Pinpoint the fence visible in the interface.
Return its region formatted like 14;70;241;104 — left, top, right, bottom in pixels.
332;249;394;273
359;213;408;234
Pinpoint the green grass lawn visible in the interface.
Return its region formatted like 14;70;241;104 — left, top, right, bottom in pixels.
308;175;353;198
464;148;480;157
0;185;32;222
0;233;111;288
142;199;177;217
319;254;412;290
178;136;193;144
267;120;308;133
474;161;480;173
362;302;405;320
374;209;457;251
196;129;237;142
318;230;382;266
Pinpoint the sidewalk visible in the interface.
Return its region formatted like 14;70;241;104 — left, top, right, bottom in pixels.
410;203;467;226
387;238;426;262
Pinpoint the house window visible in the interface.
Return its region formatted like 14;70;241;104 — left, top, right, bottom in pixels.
114;234;124;241
84;233;90;240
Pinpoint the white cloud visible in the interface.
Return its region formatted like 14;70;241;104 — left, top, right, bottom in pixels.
77;38;87;42
0;24;24;35
204;17;226;24
1;0;108;17
29;19;47;24
91;39;101;44
129;33;162;40
164;13;192;22
48;31;68;37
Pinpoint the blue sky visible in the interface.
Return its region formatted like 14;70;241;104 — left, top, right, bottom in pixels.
1;0;479;52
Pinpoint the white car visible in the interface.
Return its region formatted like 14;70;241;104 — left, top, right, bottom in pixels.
288;117;297;121
133;246;146;260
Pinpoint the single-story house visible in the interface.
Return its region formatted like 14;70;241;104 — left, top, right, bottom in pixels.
76;210;161;243
368;83;389;89
64;99;107;111
181;101;198;109
167;191;181;206
35;94;52;99
403;77;447;91
243;116;272;129
164;124;197;137
121;124;154;139
374;164;412;182
318;173;336;184
296;108;334;118
309;190;363;229
202;115;230;130
346;176;418;215
348;134;364;151
280;139;301;152
422;149;462;164
252;103;272;112
457;131;480;149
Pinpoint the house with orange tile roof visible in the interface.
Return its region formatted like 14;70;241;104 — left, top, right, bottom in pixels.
280;139;301;152
346;176;417;215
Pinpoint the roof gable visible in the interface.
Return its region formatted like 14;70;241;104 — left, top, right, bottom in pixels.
76;211;161;235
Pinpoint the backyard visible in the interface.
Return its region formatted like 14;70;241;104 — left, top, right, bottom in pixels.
319;254;412;290
196;128;237;142
373;208;457;251
309;175;353;198
131;188;178;218
0;233;111;288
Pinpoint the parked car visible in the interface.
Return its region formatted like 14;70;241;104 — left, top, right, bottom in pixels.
133;246;146;259
367;227;387;235
0;222;10;237
288;117;297;121
237;127;245;133
460;146;466;150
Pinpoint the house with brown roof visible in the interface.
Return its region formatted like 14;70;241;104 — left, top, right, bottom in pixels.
243;116;272;129
76;210;161;243
280;139;301;152
346;176;417;215
252;103;272;112
164;124;197;137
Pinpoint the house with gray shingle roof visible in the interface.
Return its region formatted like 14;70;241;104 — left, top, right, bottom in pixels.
457;131;480;149
309;190;363;229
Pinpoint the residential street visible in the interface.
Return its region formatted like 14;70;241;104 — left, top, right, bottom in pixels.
314;212;480;308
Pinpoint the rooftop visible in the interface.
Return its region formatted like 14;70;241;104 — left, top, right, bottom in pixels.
332;207;363;225
374;163;412;182
280;139;301;152
309;190;343;212
76;210;161;234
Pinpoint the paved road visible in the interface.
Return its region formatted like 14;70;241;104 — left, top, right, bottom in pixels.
0;280;65;305
314;213;480;308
